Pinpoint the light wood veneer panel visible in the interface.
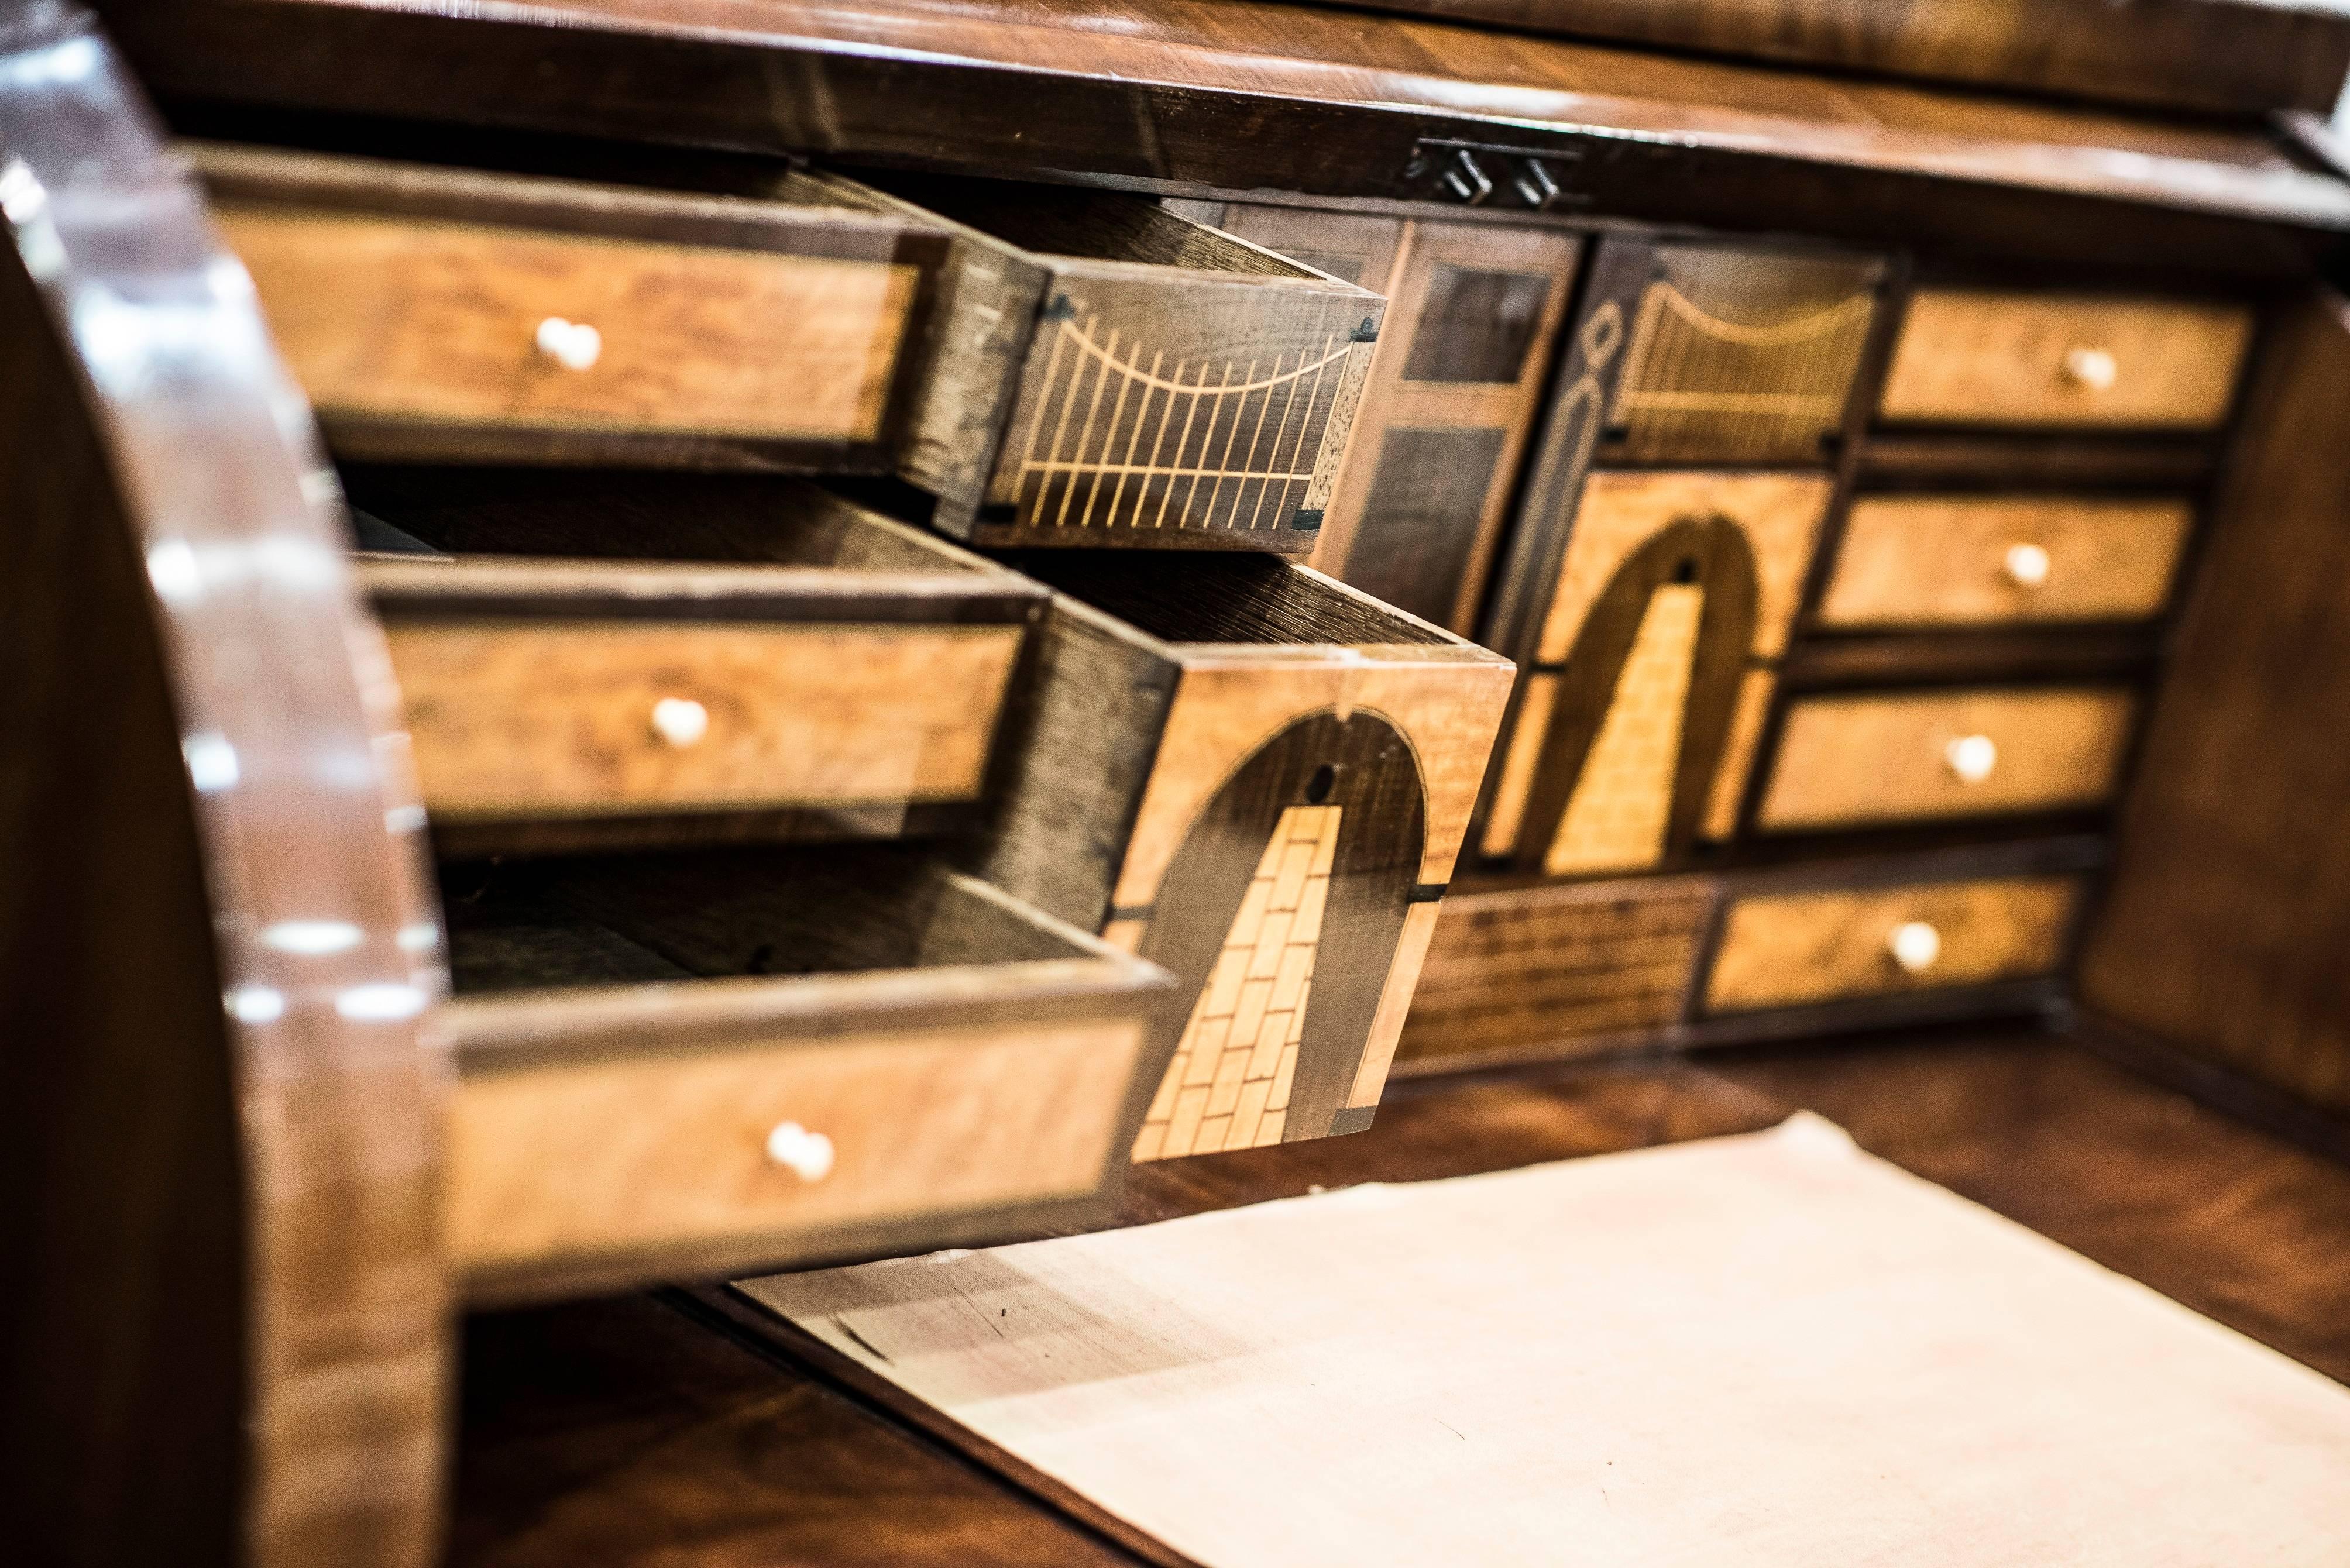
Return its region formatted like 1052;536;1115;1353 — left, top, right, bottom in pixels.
1757;687;2135;829
1706;875;2079;1012
1880;291;2251;429
222;208;917;441
387;621;1021;818
448;1018;1146;1270
1820;496;2191;627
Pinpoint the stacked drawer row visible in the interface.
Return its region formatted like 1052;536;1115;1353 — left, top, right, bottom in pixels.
207;143;1514;1297
1185;199;2254;1067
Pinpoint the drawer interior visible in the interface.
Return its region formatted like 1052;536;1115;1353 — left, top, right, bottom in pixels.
999;549;1456;648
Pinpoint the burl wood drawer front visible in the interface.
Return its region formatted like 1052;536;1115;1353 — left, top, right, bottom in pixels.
449;1018;1146;1278
438;855;1174;1300
1704;875;2081;1013
201;145;946;466
820;175;1387;552
1819;496;2193;627
1756;687;2136;830
1879;292;2252;429
386;618;1021;818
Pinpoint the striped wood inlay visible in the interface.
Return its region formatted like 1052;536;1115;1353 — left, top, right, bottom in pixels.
1399;886;1707;1062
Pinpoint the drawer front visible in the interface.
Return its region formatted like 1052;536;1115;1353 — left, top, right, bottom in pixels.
985;269;1378;544
1819;496;2193;627
1757;687;2135;829
1705;875;2081;1013
387;620;1022;820
1879;291;2252;429
222;208;922;450
448;1017;1149;1274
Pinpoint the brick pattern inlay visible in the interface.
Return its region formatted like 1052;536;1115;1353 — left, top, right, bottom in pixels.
1545;583;1702;875
1132;806;1339;1161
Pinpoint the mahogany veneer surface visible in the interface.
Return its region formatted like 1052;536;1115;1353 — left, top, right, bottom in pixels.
448;1030;2350;1566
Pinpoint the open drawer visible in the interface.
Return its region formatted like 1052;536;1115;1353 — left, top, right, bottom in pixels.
970;552;1515;1159
351;472;1043;855
437;845;1176;1303
811;173;1386;551
197;143;950;469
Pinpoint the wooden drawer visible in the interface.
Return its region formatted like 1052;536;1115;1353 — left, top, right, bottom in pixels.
1703;874;2082;1013
1879;291;2253;429
200;144;949;468
974;553;1514;1158
1396;879;1709;1068
1602;242;1884;464
1755;686;2136;830
438;848;1174;1301
1819;496;2193;627
356;474;1043;854
816;174;1386;552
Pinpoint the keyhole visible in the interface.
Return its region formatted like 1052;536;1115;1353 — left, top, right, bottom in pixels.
1671;556;1699;584
1306;764;1337;804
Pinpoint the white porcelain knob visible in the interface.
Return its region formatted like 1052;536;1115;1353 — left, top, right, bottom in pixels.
1887;920;1943;975
534;315;603;371
765;1121;836;1182
1944;733;1998;785
2062;344;2117;391
2001;541;2052;590
649;697;709;749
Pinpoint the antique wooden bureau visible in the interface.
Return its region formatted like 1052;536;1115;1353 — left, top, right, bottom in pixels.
9;1;2350;1564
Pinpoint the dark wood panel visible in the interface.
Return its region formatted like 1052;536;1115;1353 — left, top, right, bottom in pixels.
2080;290;2350;1119
1401;264;1554;383
1284;0;2350;117
95;0;2350;277
1339;424;1508;626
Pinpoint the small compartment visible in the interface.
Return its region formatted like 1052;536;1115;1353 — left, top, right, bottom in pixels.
1755;685;2138;831
200;143;950;468
438;844;1175;1302
1702;871;2084;1014
1878;290;2253;429
971;551;1514;1160
1818;494;2194;628
352;470;1043;854
811;173;1387;551
1601;241;1884;464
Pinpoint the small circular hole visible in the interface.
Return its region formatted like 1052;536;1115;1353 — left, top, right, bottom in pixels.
1305;764;1337;804
1671;556;1698;584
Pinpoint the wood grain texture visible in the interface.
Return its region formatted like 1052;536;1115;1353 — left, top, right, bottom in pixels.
1293;217;1579;630
1282;0;2350;116
1398;882;1707;1064
0;15;446;1565
1757;687;2136;830
449;1019;1147;1272
1607;245;1881;464
1879;292;2253;429
1819;496;2193;628
221;208;918;441
2080;291;2350;1119
102;0;2350;279
382;618;1021;818
1704;875;2080;1013
1536;471;1833;664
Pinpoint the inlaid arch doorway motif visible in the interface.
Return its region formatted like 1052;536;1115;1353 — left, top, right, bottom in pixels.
1129;710;1427;1161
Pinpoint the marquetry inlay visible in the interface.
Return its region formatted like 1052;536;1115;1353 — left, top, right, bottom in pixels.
1132;804;1340;1161
1545;583;1702;875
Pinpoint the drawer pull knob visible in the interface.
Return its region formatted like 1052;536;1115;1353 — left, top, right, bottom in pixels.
2001;542;2053;590
1887;920;1943;975
1944;733;1999;785
649;697;710;749
2061;345;2117;391
765;1121;836;1182
534;315;603;371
